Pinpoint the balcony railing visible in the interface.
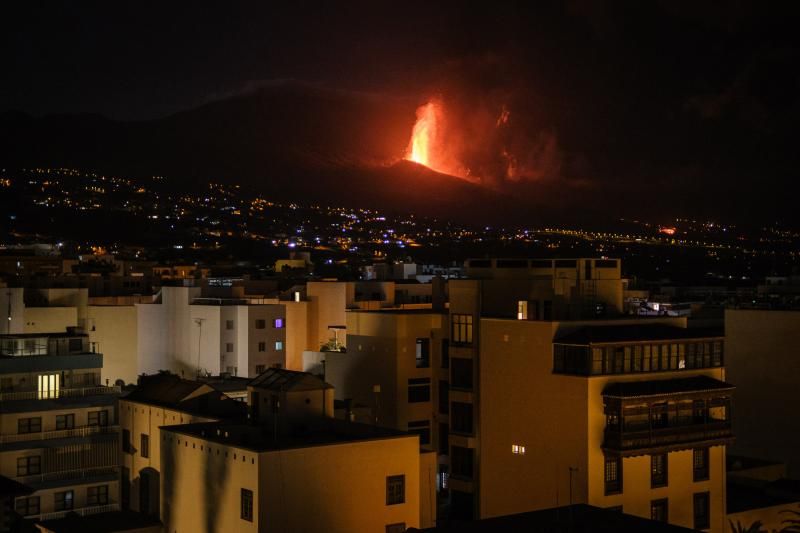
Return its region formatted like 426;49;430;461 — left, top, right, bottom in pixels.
16;466;119;486
603;420;733;456
0;424;119;444
0;385;120;402
28;502;120;521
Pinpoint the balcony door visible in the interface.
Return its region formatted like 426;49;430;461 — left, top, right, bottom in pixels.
37;373;60;399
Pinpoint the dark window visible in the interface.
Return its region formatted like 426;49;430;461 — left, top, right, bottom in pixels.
88;410;108;426
54;490;74;511
693;448;710;481
226;320;234;330
416;338;430;368
18;417;42;434
123;429;131;453
87;485;109;505
408;420;431;445
451;446;474;479
68;338;83;352
451;402;473;434
694;492;710;530
258;341;266;352
439;423;449;454
17;456;41;476
256;364;266;374
451;314;473;345
141;434;150;458
651;453;668;488
438;380;449;414
386;524;406;533
15;496;40;516
451;357;473;389
226;342;234;352
408;378;431;403
584;259;593;280
241;488;253;521
543;300;553;320
441;339;450;369
651;498;668;522
386;475;405;505
604;456;622;495
56;414;75;430
255;319;266;329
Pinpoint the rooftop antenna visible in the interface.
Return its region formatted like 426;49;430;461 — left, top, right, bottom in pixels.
194;317;206;379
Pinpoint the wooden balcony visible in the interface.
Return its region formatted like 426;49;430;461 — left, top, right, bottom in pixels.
603;420;733;456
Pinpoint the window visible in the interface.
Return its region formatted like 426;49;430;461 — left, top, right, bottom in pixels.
88;410;109;427
255;319;266;329
54;490;74;511
386;475;405;505
68;338;83;352
87;485;109;505
273;318;284;328
241;488;253;521
15;496;39;516
438;380;449;414
451;358;473;389
17;455;42;477
274;341;284;351
141;434;150;458
258;341;266;352
441;339;449;369
511;444;526;455
226;342;234;352
226;320;234;330
693;448;710;482
694;492;710;530
18;417;42;434
543;300;553;320
123;429;131;453
451;314;473;345
255;365;266;375
439;423;449;454
451;402;473;434
37;373;60;399
605;456;622;494
451;446;474;478
517;300;528;320
408;420;431;445
56;414;75;430
651;453;668;488
415;338;430;368
651;498;668;522
408;378;430;403
386;524;406;533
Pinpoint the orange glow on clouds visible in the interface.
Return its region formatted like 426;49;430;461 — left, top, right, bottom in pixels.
660;227;677;235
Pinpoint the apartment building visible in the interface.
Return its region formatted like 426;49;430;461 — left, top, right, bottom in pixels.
0;330;121;522
441;258;732;532
118;373;247;518
159;417;435;532
328;310;448;456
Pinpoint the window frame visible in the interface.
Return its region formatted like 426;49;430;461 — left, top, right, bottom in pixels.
54;490;74;511
241;488;254;521
651;453;668;488
141;433;150;458
604;455;623;495
386;475;406;505
693;491;711;530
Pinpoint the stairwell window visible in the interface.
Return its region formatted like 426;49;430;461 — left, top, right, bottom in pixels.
241;488;253;521
141;434;150;458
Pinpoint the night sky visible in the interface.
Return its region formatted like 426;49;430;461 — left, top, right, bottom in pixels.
3;2;800;223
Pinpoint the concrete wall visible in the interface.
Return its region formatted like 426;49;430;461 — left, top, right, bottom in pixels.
726;309;800;477
89;305;138;385
0;288;24;334
23;307;78;334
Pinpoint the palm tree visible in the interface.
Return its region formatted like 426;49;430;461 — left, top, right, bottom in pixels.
729;519;766;533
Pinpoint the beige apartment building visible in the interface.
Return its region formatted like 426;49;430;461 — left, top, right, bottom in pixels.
118;373;246;518
0;330;121;522
440;258;732;532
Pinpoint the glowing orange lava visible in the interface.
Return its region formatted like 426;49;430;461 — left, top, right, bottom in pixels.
407;102;439;167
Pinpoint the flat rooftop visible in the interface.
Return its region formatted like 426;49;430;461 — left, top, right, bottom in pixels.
554;324;724;345
161;418;412;452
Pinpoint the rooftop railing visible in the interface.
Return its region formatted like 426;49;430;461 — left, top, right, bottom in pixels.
0;385;120;402
28;502;120;521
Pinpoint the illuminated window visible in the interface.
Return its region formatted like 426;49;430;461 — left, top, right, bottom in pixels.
415;338;430;368
275;341;284;351
274;318;284;328
517;300;528;320
511;444;526;455
451;314;473;345
37;373;59;399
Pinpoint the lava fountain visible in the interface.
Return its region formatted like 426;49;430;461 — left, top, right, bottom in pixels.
407;101;440;167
